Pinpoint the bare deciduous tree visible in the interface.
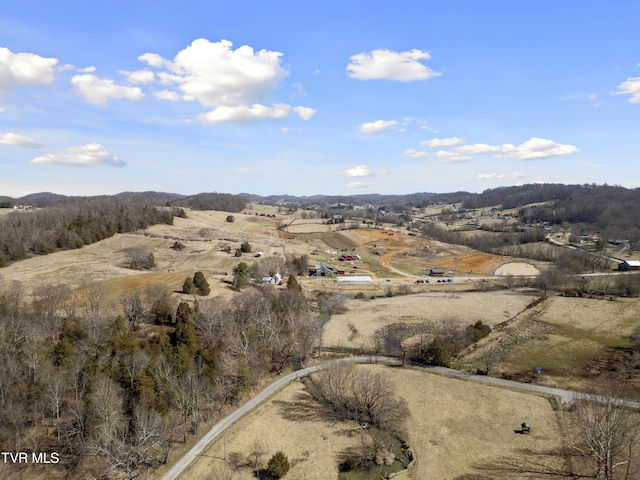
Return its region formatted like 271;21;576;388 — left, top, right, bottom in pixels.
570;386;640;480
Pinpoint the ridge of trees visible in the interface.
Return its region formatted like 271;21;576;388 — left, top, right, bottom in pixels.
0;197;174;267
0;191;248;268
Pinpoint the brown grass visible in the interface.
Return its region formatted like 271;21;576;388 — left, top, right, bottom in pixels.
179;365;566;480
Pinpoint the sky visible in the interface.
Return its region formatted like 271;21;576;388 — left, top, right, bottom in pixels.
1;1;639;198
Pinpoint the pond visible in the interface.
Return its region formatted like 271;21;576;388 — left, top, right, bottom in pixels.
337;438;413;480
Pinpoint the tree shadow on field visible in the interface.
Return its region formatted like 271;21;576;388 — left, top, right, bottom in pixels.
459;447;592;479
272;392;344;424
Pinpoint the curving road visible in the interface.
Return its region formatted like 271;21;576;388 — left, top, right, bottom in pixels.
159;356;402;480
160;356;640;480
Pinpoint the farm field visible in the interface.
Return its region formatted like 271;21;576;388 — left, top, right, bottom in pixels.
178;364;567;480
322;290;539;352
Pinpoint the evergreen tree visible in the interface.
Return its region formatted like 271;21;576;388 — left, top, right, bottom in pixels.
266;451;290;479
286;274;302;292
193;271;210;296
182;276;195;294
233;262;250;289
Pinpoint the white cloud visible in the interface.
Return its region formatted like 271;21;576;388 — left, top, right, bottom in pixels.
454;137;578;160
0;132;42;148
340;165;371;177
0;47;58;92
359;119;398;133
122;69;155;84
292;106;316;120
455;143;503;154
154;89;180;101
30;143;125;167
347;48;441;81
435;150;472;163
138;38;314;123
498;137;579;160
199;103;316;124
478;172;528;180
71;74;144;105
421;137;465;148
347;182;369;189
614;77;640;103
402;149;430;159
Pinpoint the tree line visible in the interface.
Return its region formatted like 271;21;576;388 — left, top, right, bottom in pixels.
0;197;174;267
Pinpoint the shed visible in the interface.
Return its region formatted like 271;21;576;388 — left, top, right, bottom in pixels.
429;268;446;276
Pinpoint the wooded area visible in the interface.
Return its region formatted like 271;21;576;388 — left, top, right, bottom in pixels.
0;279;316;479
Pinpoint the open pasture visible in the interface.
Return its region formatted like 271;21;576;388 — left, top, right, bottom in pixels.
179;364;566;480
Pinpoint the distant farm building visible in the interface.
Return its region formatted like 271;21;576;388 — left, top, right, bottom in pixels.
336;276;372;284
311;263;334;276
428;268;446;276
261;272;283;284
619;260;640;271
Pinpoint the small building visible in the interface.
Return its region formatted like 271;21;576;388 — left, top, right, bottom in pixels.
619;260;640;271
428;268;446;276
314;263;334;276
336;276;372;284
261;272;283;284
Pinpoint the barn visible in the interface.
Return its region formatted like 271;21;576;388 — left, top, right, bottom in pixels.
619;260;640;271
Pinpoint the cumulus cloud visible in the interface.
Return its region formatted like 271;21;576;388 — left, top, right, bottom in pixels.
30;143;125;167
0;132;42;148
421;137;465;148
454;137;578;160
614;77;640;103
402;149;430;159
435;150;472;163
199;103;316;124
347;48;441;81
0;47;58;92
455;143;503;154
498;137;579;160
122;69;155;84
71;74;144;105
154;89;180;101
359;119;398;133
138;38;314;123
340;165;371;177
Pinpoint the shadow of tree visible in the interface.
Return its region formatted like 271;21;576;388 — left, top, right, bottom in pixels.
461;447;593;479
272;391;343;424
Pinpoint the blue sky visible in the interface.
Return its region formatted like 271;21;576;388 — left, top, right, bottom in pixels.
1;1;639;197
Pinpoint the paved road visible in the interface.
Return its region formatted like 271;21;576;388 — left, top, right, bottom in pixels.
160;356;640;480
159;356;402;480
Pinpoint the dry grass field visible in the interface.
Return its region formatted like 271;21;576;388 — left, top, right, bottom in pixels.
322;290;539;352
179;364;567;480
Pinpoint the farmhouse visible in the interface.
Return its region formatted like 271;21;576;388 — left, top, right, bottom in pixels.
261;273;283;284
619;260;640;271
